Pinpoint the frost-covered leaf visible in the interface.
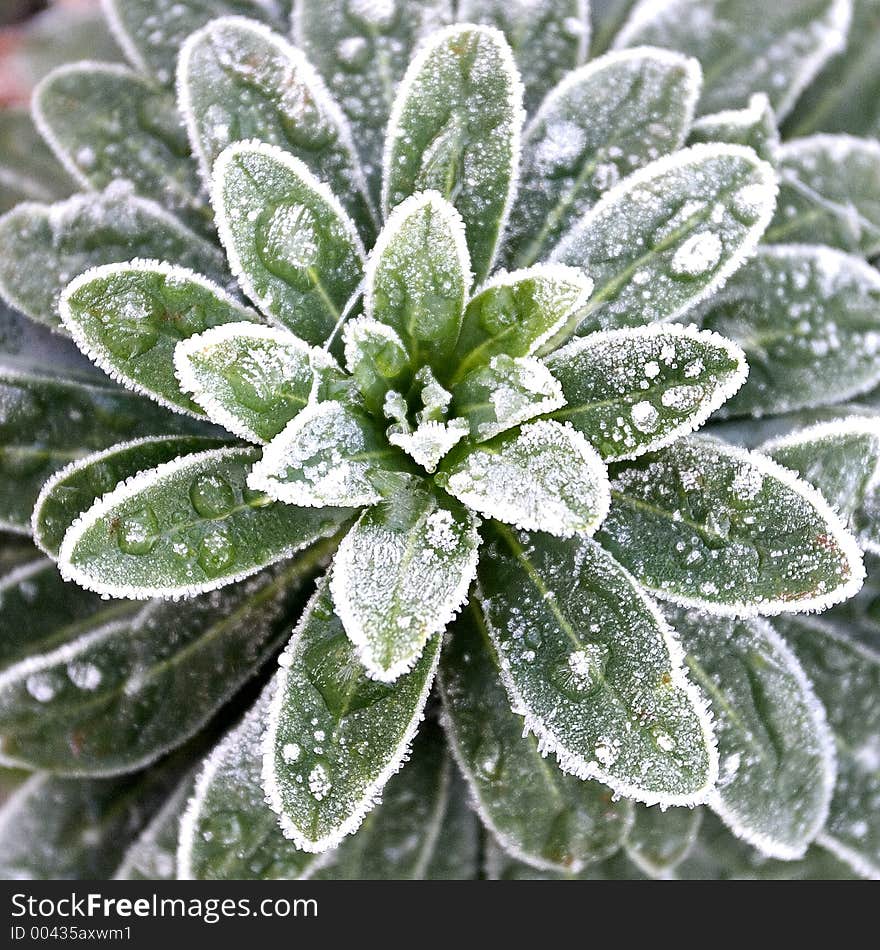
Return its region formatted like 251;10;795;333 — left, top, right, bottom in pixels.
452;355;565;442
0;185;228;330
614;0;852;118
439;600;633;873
178;689;324;880
451;265;593;381
60;261;258;417
698;246;880;416
58;445;352;599
598;437;865;614
436;420;610;538
248;400;407;508
32;435;227;558
382;24;524;283
458;0;590;113
544;324;747;461
33;63;206;232
0;108;71;213
0;554;323;774
551;145;778;333
484;835;648;879
294;0;453;200
342;317;412;416
175;323;338;443
102;0;290;85
212;141;365;346
761;418;880;527
765;136;880;255
419;767;480;880
0;367;205;534
365;191;470;371
262;575;441;852
624;803;702;877
478;525;718;805
689;94;781;164
313;720;468;879
669;608;835;860
504;48;701;268
178;16;375;236
330;481;480;682
114;772;195;880
780;617;880;879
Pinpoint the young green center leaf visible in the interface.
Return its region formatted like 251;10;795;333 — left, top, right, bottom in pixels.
342;317;413;416
544;323;748;461
478;524;719;805
551;144;778;333
175;322;340;443
330;480;480;682
383;24;524;283
262;575;442;852
177;16;375;238
58;446;353;599
598;436;866;615
436;420;611;538
439;600;634;873
212;141;365;346
668;607;836;861
60;261;259;417
504;47;702;269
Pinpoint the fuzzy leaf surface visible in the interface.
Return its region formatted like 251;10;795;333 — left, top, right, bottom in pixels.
478;525;718;805
597;437;865;615
551;145;777;332
544;324;747;461
688;94;780;165
505;48;701;268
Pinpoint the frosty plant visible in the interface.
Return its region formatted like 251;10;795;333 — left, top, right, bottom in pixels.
0;0;879;881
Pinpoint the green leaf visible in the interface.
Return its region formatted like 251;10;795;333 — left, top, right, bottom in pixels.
597;436;865;615
330;481;480;681
32;435;227;558
624;803;702;877
33;63;206;232
177;16;375;237
504;47;702;269
669;608;835;860
0;186;228;330
458;0;590;113
544;324;748;462
764;135;880;255
451;355;565;442
342;317;413;416
688;94;781;165
294;0;453;202
212;141;365;346
698;246;880;416
0;297;98;380
175;322;338;443
383;24;524;283
366;191;470;373
115;773;195;880
0;108;71;213
103;0;291;85
419;768;480;880
551;145;778;333
761;417;880;527
313;720;467;880
779;617;880;879
439;600;634;873
614;0;852;118
451;265;593;383
0;553;324;774
178;689;324;880
436;420;611;538
60;261;259;417
262;575;442;852
248;400;407;508
58;445;352;599
478;524;719;805
484;835;648;879
0;367;206;534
